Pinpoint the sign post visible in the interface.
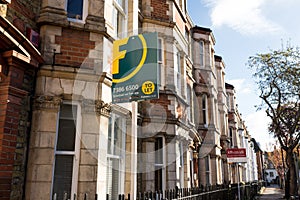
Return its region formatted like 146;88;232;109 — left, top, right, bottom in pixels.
112;32;159;103
227;148;247;200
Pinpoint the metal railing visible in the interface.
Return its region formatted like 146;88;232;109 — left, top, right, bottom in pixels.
59;181;262;199
109;181;263;200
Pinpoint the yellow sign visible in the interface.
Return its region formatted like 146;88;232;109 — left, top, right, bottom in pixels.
142;81;155;95
112;35;147;83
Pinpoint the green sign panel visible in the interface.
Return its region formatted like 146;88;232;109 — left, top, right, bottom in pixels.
112;32;159;103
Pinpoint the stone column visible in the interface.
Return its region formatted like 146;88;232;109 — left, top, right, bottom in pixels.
166;135;177;189
95;100;111;200
25;95;62;200
78;99;110;200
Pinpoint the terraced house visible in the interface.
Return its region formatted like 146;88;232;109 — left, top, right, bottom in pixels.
0;0;257;199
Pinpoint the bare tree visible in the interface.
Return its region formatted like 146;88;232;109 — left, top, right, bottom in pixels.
248;44;300;198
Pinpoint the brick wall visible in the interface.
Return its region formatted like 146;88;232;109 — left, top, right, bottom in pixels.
150;0;169;21
0;63;35;199
139;93;173;119
55;28;96;69
6;0;40;33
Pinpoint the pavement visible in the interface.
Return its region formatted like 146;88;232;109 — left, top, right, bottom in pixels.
257;184;285;200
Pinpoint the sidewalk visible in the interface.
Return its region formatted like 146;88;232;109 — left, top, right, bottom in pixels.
257;184;285;200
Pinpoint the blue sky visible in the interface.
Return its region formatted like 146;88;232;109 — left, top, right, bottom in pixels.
188;0;300;150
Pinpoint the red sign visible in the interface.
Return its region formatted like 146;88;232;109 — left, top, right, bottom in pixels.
226;148;247;163
227;148;246;157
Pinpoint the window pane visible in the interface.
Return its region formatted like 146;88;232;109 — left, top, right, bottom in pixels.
117;12;124;36
158;39;162;62
52;155;74;200
57;119;76;151
187;86;191;120
158;63;162;86
67;0;83;19
116;0;125;8
113;118;122;155
205;156;209;171
106;158;120;200
57;104;77;151
155;137;163;164
155;167;162;191
108;114;126;156
155;137;164;192
202;96;207;125
200;41;204;66
108;118;113;154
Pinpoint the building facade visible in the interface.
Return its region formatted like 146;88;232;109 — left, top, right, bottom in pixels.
0;0;259;199
225;83;257;184
0;0;43;199
137;0;201;193
191;26;224;186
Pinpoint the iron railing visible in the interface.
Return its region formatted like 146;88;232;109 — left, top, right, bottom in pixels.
109;181;263;200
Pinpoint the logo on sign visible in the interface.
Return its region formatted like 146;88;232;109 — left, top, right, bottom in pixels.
111;33;159;103
112;35;147;83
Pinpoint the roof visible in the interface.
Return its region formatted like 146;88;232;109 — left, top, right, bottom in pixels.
225;82;235;89
0;16;43;66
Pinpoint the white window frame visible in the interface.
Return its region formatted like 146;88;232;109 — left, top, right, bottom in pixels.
65;0;88;23
177;142;184;188
174;48;182;94
189;150;194;187
154;136;166;192
51;102;81;200
158;38;165;89
199;41;205;67
112;0;127;39
106;112;126;199
187;85;194;123
214;99;219;130
229;127;233;147
205;156;210;185
210;49;214;68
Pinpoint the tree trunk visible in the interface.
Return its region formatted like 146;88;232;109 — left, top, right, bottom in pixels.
286;148;298;198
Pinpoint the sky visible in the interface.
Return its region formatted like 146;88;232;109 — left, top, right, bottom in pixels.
188;0;300;151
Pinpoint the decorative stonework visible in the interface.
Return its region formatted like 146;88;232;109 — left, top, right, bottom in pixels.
33;95;62;111
82;99;111;117
95;100;111;117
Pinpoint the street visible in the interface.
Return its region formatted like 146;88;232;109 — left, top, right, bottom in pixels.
257;184;284;200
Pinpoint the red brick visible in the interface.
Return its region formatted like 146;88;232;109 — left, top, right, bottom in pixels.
0;183;11;191
0;171;12;178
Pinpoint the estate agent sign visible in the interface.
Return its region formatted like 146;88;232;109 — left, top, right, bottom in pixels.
226;148;247;163
112;32;159;103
